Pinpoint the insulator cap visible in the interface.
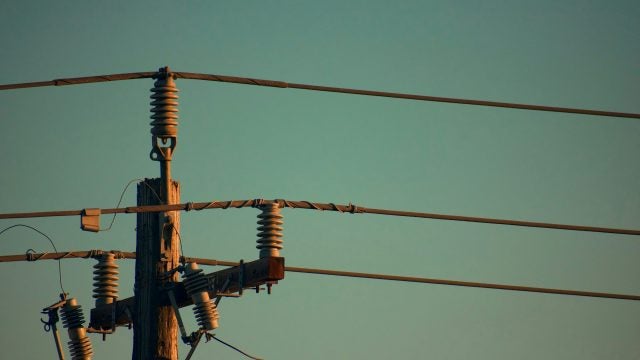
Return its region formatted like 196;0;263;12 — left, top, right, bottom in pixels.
67;336;93;360
61;298;86;330
149;66;178;161
193;297;219;330
92;253;119;306
182;262;209;295
181;262;219;330
61;298;93;360
256;203;284;258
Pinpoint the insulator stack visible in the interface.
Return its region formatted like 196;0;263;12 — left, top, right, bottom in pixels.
182;262;219;330
149;66;179;161
256;202;284;258
92;253;119;306
60;298;93;360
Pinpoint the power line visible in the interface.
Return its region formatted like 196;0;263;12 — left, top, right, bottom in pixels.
101;178;162;232
0;72;154;90
1;70;638;119
1;250;638;301
0;250;136;262
0;199;638;236
282;265;640;301
0;224;65;293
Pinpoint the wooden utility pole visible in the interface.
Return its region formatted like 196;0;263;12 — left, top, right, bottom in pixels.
133;178;180;360
132;67;181;360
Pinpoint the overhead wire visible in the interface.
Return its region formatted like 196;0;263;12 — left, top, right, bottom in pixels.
1;250;638;302
101;178;161;231
0;199;638;236
0;224;66;294
0;72;154;90
209;334;263;360
1;70;638;119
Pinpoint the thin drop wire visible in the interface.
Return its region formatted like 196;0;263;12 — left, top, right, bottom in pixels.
0;224;65;294
209;334;263;360
101;178;162;231
169;223;186;263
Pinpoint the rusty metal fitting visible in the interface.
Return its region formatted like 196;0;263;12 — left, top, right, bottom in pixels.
256;202;284;258
92;252;119;306
149;66;178;162
61;298;93;360
181;262;219;330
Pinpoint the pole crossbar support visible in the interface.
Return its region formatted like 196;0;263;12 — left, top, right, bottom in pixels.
90;256;285;329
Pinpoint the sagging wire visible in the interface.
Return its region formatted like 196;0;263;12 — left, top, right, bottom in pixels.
0;224;66;294
183;330;263;360
100;178;162;232
210;334;264;360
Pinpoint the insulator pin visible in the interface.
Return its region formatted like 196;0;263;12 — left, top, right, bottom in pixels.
92;252;119;306
149;66;179;162
256;203;284;258
182;262;219;330
61;298;93;360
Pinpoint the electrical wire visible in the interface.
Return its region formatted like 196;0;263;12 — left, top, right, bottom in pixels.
2;250;638;301
0;225;65;294
174;71;640;119
168;223;186;264
281;265;640;301
0;250;135;262
0;72;155;90
0;199;638;236
101;178;162;231
1;70;638;119
209;334;263;360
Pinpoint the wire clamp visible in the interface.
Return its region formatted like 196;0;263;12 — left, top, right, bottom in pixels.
81;208;101;232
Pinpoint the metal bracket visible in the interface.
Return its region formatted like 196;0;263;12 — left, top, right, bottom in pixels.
81;208;101;232
166;287;190;344
41;294;68;360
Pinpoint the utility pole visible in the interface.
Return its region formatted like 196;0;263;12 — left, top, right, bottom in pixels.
88;66;285;359
133;67;180;360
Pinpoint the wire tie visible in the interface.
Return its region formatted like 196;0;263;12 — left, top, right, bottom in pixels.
304;201;322;210
186;202;194;211
348;202;361;214
26;248;36;261
197;201;217;211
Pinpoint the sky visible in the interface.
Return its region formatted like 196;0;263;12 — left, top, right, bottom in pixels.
1;1;639;359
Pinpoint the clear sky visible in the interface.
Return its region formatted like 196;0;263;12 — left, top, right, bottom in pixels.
1;1;639;359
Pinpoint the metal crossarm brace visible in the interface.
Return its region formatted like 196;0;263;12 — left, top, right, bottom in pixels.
90;257;284;329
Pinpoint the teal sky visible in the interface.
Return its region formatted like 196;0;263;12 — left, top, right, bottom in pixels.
1;1;639;359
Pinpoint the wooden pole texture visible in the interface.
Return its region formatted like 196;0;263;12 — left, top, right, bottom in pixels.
133;178;180;360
